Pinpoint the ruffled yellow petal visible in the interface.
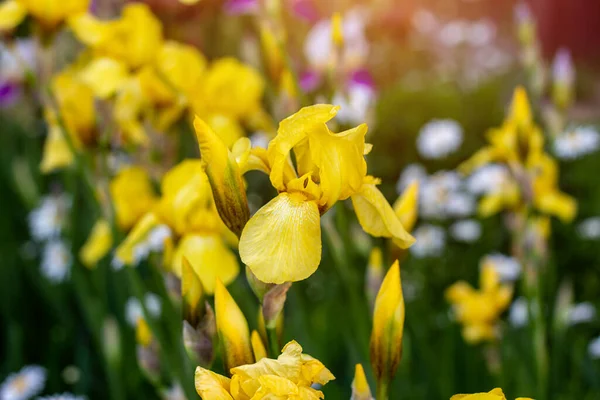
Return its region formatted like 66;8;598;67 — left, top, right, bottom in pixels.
204;114;245;149
80;57;129;99
116;3;163;69
239;192;321;284
534;190;577;223
39;124;74;173
0;0;27;31
172;234;239;294
68;12;115;47
79;219;113;268
195;367;233;400
351;183;415;249
393;181;419;234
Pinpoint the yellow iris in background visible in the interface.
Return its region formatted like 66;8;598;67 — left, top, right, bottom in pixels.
0;0;89;31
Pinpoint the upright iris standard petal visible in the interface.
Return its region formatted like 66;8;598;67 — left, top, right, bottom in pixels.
172;234;239;295
393;181;419;234
309;123;367;209
267;104;339;190
239;192;321;284
351;183;415;248
194;116;249;237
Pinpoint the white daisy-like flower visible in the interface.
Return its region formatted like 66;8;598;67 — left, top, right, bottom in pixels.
450;219;482;242
420;171;473;219
416;119;463;159
553;126;600;160
396;163;428;194
509;297;529;328
144;293;162;319
438;20;469;47
332;84;375;125
125;297;143;327
466;164;512;195
589;336;600;359
567;302;596;325
466;20;496;47
41;240;72;283
37;393;85;400
0;365;46;400
480;253;521;282
147;225;172;253
577;217;600;239
28;194;71;241
410;224;446;258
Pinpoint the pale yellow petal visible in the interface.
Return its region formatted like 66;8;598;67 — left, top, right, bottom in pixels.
195;367;233;400
79;219;113;268
351;183;415;248
392;181;419;234
172;234;239;294
39;124;75;173
80;57;129;99
251;330;267;361
239;192;321;284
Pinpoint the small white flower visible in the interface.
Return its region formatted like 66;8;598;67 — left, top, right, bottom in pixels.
410;224;446;258
567;302;596;325
589;336;600;359
144;293;162;318
466;20;496;47
466;164;512;195
41;240;72;283
411;9;438;34
161;385;185;400
147;225;172;252
577;217;600;239
0;365;46;400
332;84;375;125
420;171;473;219
0;39;36;83
396;164;427;194
450;219;482;242
481;253;521;282
416;119;463;159
125;297;143;327
249;131;271;149
28;195;71;241
509;297;529;328
37;394;85;400
445;192;476;218
439;20;469;47
553;126;600;160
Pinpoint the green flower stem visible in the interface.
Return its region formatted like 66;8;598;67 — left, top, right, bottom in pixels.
376;379;389;400
266;323;280;358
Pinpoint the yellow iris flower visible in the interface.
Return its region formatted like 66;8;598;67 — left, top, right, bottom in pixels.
115;161;239;294
0;0;88;31
195;340;334;400
40;69;96;173
460;86;576;222
445;265;513;344
451;388;532;400
194;104;414;284
109;166;158;231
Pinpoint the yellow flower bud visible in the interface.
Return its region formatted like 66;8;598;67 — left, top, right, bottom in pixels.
251;330;267;361
193;116;250;237
370;260;405;389
182;256;205;326
214;279;253;371
393;181;419;235
509;86;533;130
79;219;113;269
352;364;373;400
331;12;344;47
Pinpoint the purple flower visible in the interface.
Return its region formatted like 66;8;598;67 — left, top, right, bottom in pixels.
299;70;321;92
291;0;319;23
0;81;20;107
348;68;375;92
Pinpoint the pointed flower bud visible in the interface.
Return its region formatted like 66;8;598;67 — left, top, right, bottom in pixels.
79;219;113;269
183;316;215;368
331;12;344;47
393;181;419;235
370;260;405;394
351;364;374;400
193;116;250;237
246;266;275;302
251;330;267;361
214;278;253;371
262;282;291;328
182;256;205;326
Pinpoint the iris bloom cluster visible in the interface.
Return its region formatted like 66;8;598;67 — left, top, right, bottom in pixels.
195;103;415;284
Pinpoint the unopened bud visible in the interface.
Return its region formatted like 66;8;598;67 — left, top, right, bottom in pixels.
251;330;267;361
183;308;215;368
262;282;291;327
552;48;575;110
182;256;205;325
246;266;275;302
193;116;250;237
137;342;161;383
351;364;374;400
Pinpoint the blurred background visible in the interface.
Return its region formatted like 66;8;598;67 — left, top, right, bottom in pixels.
1;0;600;399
